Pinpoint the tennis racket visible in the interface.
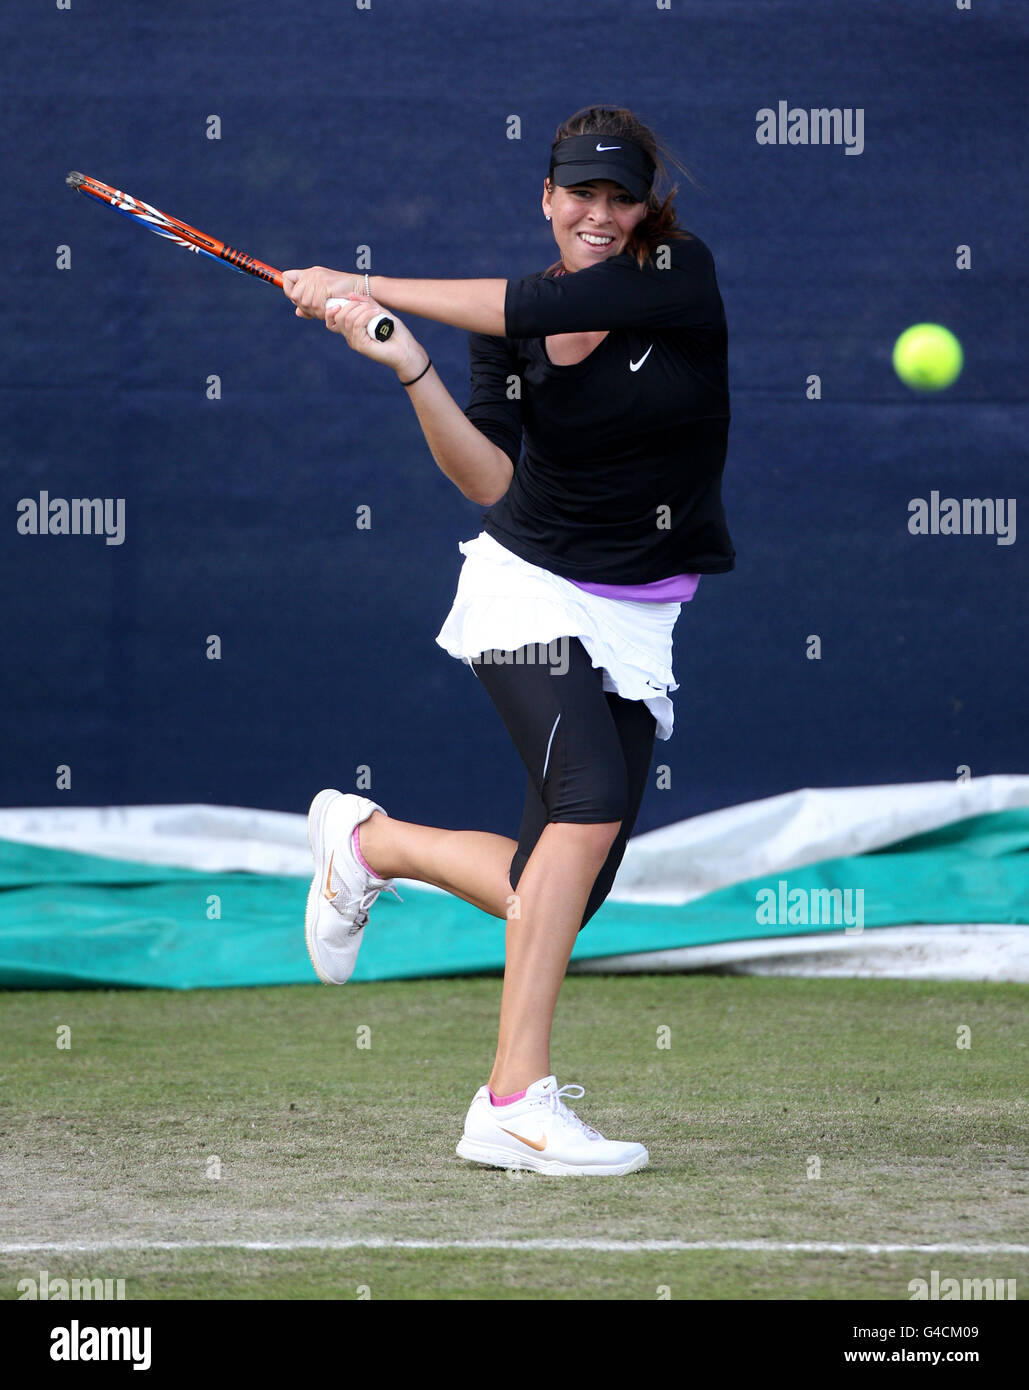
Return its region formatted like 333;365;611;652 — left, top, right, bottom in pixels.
65;170;394;342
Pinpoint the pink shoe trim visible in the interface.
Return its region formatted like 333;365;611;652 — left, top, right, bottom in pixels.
488;1086;528;1107
352;823;385;880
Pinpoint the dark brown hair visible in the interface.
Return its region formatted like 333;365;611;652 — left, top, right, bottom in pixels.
543;104;702;274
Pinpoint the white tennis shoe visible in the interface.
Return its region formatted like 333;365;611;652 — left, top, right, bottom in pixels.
456;1075;649;1176
304;789;402;985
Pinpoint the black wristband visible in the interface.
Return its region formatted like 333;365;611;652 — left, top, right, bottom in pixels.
400;357;432;387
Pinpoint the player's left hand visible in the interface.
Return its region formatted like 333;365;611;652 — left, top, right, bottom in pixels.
281;266;361;320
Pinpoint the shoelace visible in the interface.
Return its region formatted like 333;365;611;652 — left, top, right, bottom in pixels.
329;880;404;931
351;882;403;929
548;1083;603;1141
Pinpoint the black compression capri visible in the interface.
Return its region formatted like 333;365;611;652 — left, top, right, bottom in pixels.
469;636;658;931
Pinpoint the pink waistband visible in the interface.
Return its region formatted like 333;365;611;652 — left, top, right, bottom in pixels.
567;573;700;603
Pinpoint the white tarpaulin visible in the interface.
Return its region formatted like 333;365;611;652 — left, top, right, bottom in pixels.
2;776;1027;981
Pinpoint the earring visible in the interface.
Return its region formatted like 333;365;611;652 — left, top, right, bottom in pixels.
545;214;551;221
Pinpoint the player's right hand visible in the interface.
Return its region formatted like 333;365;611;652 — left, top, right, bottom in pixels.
324;294;423;377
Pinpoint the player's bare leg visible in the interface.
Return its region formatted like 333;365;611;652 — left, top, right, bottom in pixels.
486;820;620;1097
360;813;620;1092
453;817;648;1176
358;810;517;919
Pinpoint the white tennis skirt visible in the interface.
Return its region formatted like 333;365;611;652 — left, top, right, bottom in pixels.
435;531;681;740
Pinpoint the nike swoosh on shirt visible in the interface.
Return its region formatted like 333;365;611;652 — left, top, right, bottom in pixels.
630;345;653;372
500;1127;548;1152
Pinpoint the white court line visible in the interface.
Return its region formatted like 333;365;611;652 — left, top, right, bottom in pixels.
1;1240;1027;1255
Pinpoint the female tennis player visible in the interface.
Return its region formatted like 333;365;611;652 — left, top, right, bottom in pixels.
284;105;733;1176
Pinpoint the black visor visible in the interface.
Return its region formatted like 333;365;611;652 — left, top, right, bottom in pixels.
549;134;655;203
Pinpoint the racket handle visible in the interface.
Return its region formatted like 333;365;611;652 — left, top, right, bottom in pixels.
325;298;395;342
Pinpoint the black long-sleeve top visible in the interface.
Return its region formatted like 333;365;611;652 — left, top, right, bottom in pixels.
463;234;734;585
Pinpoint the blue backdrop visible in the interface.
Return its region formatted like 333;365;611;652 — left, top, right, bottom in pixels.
3;0;1026;838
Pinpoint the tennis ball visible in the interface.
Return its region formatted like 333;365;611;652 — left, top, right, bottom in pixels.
892;323;963;392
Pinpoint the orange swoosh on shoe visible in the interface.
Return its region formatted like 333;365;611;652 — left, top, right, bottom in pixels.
324;851;335;900
500;1127;547;1152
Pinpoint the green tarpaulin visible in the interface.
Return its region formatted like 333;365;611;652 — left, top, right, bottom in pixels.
0;810;1026;988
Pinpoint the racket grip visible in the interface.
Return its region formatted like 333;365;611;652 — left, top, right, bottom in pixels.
325;298;395;342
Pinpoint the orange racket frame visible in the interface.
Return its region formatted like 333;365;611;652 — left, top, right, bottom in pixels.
65;170;394;339
66;170;283;285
